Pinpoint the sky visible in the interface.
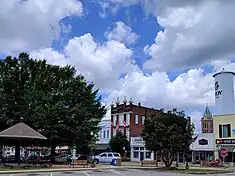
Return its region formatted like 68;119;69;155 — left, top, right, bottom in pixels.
1;0;235;133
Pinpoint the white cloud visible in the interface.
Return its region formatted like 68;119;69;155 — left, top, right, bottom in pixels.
0;0;83;54
100;0;235;71
143;0;235;71
190;111;203;134
106;68;214;110
31;33;139;92
105;21;139;45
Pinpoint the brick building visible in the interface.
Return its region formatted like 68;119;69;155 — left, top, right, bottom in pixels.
110;97;160;161
201;105;213;133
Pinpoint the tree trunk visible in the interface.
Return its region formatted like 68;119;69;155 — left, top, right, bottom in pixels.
50;144;56;164
161;151;174;168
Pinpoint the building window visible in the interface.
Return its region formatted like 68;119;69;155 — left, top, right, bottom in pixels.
107;130;109;139
126;113;130;125
219;124;231;138
99;131;102;139
135;115;139;125
103;130;106;139
113;129;116;136
113;116;116;127
133;152;139;158
142;115;145;125
119;114;123;126
133;147;139;150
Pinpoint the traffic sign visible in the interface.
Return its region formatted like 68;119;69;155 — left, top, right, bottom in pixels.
220;147;228;158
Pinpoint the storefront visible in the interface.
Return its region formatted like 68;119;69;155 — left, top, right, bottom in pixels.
130;137;154;162
215;139;235;162
190;133;215;164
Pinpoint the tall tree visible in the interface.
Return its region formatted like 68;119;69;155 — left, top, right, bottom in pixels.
141;109;194;168
0;53;106;161
109;131;130;156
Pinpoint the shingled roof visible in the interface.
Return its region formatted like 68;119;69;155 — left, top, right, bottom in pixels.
0;122;47;140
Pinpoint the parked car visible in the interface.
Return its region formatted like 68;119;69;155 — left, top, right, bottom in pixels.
94;152;121;164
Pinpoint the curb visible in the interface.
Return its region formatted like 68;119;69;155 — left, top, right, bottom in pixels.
0;165;231;174
0;167;114;174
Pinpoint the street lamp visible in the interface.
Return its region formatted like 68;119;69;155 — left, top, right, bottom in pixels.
71;139;76;168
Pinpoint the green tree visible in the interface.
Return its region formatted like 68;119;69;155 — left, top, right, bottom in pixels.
109;131;130;156
141;109;194;168
0;53;106;161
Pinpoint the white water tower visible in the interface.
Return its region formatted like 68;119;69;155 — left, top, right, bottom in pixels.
213;69;235;115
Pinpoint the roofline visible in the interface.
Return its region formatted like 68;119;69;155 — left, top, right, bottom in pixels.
0;134;47;140
213;71;235;78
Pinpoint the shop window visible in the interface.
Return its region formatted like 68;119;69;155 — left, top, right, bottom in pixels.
133;147;139;150
107;130;109;139
134;152;139;158
219;124;231;138
146;152;151;159
135;115;139;124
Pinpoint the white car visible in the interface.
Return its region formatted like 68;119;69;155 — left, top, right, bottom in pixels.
94;152;121;164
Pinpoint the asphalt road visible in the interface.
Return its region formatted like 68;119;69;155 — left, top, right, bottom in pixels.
3;169;235;176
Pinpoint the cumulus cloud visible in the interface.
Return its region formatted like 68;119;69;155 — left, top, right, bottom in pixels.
143;0;235;71
105;21;139;45
0;0;83;54
100;0;235;71
31;33;139;92
106;68;214;110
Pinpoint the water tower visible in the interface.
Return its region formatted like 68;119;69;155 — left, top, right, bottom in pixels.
213;69;235;115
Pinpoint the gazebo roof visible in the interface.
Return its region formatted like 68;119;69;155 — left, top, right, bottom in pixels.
0;122;47;140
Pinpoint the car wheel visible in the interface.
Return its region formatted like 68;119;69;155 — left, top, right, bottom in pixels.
95;159;99;164
111;159;116;166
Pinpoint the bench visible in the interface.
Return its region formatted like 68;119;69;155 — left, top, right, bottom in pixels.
70;160;88;168
141;160;157;166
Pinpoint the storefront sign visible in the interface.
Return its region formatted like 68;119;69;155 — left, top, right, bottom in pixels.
215;81;222;98
199;139;208;145
216;139;235;144
131;137;145;146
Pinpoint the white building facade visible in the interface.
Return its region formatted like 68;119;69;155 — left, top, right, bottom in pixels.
190;133;215;163
96;119;111;151
130;137;154;162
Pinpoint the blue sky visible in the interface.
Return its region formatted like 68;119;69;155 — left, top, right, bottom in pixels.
1;0;235;133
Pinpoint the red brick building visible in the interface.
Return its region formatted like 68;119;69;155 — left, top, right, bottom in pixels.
201;105;213;133
110;97;160;161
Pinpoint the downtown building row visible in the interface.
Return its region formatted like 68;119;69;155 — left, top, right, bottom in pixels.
96;69;235;163
190;69;235;164
96;98;160;161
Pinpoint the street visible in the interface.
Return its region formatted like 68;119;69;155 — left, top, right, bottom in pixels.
3;169;234;176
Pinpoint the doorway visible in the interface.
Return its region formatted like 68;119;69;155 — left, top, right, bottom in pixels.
140;152;144;161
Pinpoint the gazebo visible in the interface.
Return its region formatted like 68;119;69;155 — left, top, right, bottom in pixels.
0;122;47;166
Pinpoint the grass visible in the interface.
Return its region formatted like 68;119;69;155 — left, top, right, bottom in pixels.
155;167;233;174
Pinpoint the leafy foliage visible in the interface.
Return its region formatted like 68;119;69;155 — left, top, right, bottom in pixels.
109;131;130;156
141;109;194;167
0;53;106;157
